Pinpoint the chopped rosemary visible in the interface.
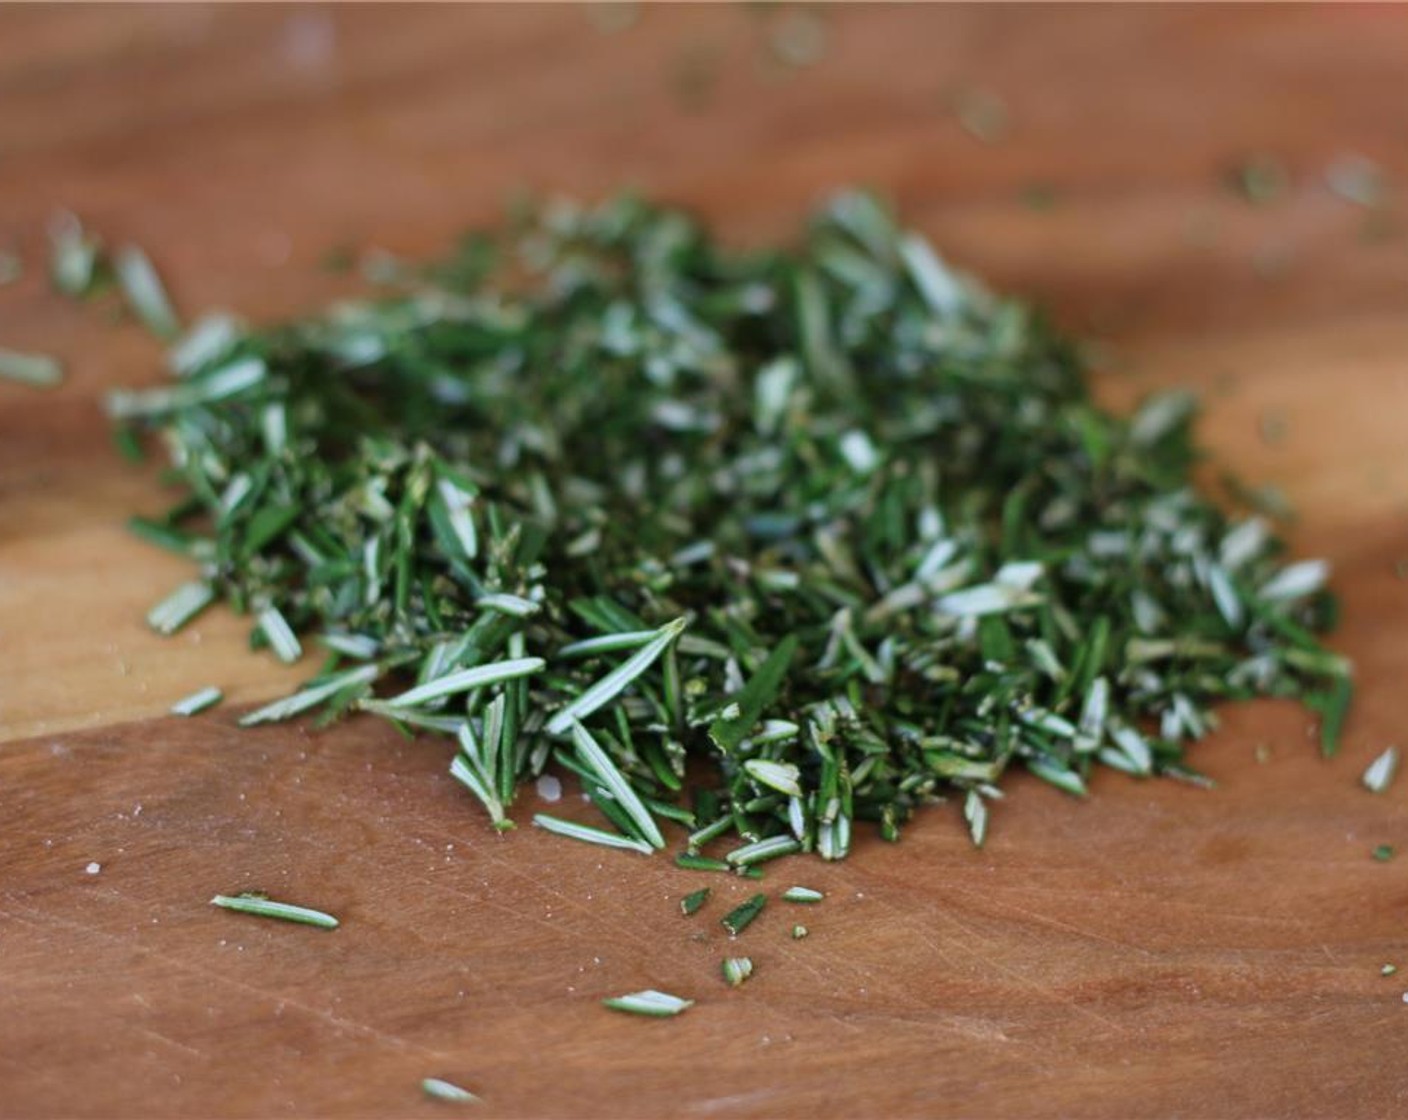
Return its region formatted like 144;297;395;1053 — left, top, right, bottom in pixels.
791;924;808;940
781;886;824;904
210;893;339;929
602;990;693;1017
421;1078;480;1104
721;956;754;987
680;888;711;916
170;686;224;717
1373;845;1394;862
109;191;1346;859
1363;747;1399;794
1383;964;1398;977
721;893;767;936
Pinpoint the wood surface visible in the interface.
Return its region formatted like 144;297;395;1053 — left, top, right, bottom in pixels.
2;5;1408;1117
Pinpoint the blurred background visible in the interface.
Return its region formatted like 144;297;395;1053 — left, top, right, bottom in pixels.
2;2;1405;334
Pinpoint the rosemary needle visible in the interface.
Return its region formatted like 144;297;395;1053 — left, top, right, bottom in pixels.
721;956;754;987
421;1078;480;1104
170;686;223;717
210;893;339;929
781;886;824;904
602;990;694;1017
680;888;711;916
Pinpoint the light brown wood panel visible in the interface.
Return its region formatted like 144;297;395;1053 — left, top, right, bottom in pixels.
2;5;1407;1117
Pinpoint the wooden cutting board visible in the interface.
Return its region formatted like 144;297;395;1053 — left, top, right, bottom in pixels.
3;6;1407;1117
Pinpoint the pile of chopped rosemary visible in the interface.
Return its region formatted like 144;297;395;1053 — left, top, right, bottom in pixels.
110;191;1350;858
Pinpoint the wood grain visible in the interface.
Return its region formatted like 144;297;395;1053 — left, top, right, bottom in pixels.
2;5;1407;1117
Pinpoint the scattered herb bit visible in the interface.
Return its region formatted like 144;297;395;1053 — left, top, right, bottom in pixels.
210;893;339;929
1228;154;1289;206
146;581;214;636
1373;844;1394;862
1019;182;1059;211
421;1078;480;1105
727;836;800;867
1258;409;1288;446
671;43;723;110
170;686;224;717
110;192;1348;858
952;86;1008;143
680;887;711;916
781;886;823;904
721;956;754;987
257;606;303;664
0;249;21;285
586;2;638;35
0;347;63;388
721;893;767;936
768;7;827;69
48;211;102;297
676;853;733;873
1363;746;1399;794
85;862;101;875
1325;154;1386;208
791;924;808;939
1383;964;1398;977
602;989;693;1017
114;245;181;339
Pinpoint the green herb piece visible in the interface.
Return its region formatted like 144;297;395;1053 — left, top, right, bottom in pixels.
721;893;767;936
675;853;733;873
170;686;223;717
545;618;685;735
242;665;382;726
952;87;1008;143
1228;154;1289;205
146;581;214;636
1319;675;1353;757
568;719;665;849
586;2;638;35
710;637;797;753
48;211;101;296
680;887;711;916
531;813;653;855
0;249;21;286
721;956;754;987
384;657;544;708
1363;746;1399;794
726;836;800;867
0;347;63;388
781;886;823;904
1383;964;1398;977
791;924;808;940
210;893;338;929
1373;844;1394;862
768;8;826;69
257;606;303;664
1325;154;1385;208
1019;182;1059;211
421;1078;480;1104
114;245;180;338
602;990;693;1017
